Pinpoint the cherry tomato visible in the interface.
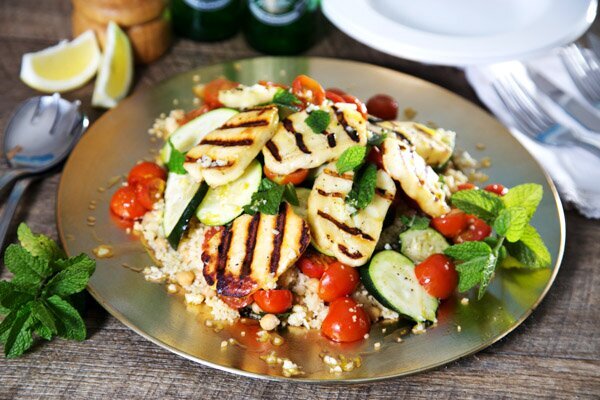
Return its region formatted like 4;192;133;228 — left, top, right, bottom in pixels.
366;146;384;169
366;94;398;120
110;186;147;220
297;249;337;279
484;183;508;196
204;78;238;108
457;183;477;191
253;290;293;314
325;87;347;96
415;254;458;299
455;215;492;243
219;295;253;309
318;262;359;302
325;90;345;103
263;166;309;185
431;209;468;238
258;80;288;89
178;104;212;125
292;75;325;105
127;162;166;187
135;177;166;210
321;297;371;342
341;94;368;118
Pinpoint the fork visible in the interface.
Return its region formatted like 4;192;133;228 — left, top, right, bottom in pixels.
492;72;600;158
560;43;600;106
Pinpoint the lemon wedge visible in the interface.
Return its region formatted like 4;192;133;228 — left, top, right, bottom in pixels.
20;30;101;93
92;22;133;108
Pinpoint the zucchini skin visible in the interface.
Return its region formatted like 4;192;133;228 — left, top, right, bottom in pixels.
167;182;208;249
359;265;402;314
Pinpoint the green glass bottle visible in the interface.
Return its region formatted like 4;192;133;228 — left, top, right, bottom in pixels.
243;0;322;55
171;0;243;41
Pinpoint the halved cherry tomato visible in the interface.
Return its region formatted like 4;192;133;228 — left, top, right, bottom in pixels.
178;104;212;125
318;262;359;302
258;80;288;89
135;177;166;210
263;166;309;185
253;289;293;314
127;162;166;187
110;186;147;220
366;146;384;170
484;183;508;196
297;249;336;279
366;94;398;120
292;75;325;105
219;295;253;309
341;94;368;118
431;209;468;238
204;78;238;108
325;90;345;103
415;254;457;300
454;215;492;243
457;183;477;191
321;297;371;342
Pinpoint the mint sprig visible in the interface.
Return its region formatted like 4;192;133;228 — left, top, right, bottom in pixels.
336;145;367;174
0;224;95;358
166;140;187;175
346;163;377;211
272;88;302;112
243;178;298;215
444;184;551;299
305;110;331;133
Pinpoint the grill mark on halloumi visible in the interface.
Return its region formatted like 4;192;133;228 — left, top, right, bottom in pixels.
333;105;360;142
316;188;345;198
283;119;311;154
323;168;353;180
204;160;235;169
375;188;395;201
338;244;363;259
241;214;260;277
201;138;254;146
265;140;282;162
217;226;233;274
221;119;269;129
316;210;375;241
326;132;336;148
269;210;287;274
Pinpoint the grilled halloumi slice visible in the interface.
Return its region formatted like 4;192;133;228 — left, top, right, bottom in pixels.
184;106;279;186
263;103;367;175
218;84;279;110
202;203;310;298
307;164;396;267
381;137;450;217
369;120;455;168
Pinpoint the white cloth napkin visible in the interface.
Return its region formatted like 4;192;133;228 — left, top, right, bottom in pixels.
465;52;600;219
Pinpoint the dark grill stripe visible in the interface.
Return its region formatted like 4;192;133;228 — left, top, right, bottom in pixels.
283;119;311;154
316;210;374;241
338;244;363;259
299;223;311;255
240;214;260;278
201;138;254;146
269;205;288;273
326;132;336;148
333;106;360;142
220;119;269;129
324;168;353;180
317;188;344;198
375;188;395;201
216;226;233;274
265;140;282;162
204;160;234;169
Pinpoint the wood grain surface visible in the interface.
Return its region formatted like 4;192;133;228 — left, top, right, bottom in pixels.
0;1;598;398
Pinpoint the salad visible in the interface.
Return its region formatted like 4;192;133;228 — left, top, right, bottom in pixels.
109;75;552;344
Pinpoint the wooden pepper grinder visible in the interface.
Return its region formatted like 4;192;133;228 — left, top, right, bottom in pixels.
71;0;172;64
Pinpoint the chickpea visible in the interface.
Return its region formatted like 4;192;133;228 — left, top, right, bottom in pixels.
260;314;280;331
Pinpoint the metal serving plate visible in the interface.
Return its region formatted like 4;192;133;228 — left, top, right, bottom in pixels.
57;57;565;382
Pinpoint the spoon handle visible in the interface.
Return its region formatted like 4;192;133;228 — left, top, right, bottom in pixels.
0;169;29;196
0;177;32;251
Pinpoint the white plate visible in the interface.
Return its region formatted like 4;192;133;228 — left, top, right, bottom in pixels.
322;0;598;66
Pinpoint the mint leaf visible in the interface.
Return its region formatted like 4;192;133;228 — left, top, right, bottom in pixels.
336;145;367;174
4;304;35;358
367;132;387;146
455;258;486;292
43;255;96;298
166;141;187;175
4;245;52;292
34;323;53;341
0;281;34;312
244;178;285;215
506;225;551;269
53;253;96;273
32;301;57;336
283;184;299;206
477;253;498;299
346;164;377;210
305;110;331;133
273;88;302;111
400;214;430;231
46;296;86;341
494;207;528;242
502;183;543;219
0;310;19;344
450;189;504;222
444;241;492;261
17;224;65;262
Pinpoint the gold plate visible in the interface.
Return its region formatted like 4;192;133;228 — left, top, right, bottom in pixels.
57;57;565;382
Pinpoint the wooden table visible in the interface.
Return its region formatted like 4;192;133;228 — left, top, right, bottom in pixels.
1;1;599;398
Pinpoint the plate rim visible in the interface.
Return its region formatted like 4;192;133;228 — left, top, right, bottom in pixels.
322;0;597;66
56;56;566;383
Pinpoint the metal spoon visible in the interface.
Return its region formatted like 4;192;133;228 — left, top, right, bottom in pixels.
0;93;88;249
